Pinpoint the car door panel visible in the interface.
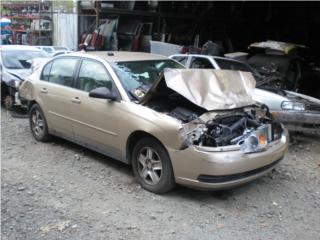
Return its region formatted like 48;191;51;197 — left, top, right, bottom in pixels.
69;89;123;160
37;58;79;139
40;83;75;138
69;59;123;160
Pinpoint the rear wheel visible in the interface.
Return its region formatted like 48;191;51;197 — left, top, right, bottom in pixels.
132;137;175;194
29;104;51;142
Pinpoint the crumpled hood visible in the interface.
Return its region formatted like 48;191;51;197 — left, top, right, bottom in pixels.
161;69;256;111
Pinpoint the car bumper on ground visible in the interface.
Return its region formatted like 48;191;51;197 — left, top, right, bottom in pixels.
272;110;320;133
168;129;289;190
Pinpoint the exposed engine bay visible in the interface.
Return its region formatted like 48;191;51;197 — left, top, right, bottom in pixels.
146;94;283;153
177;106;283;152
138;68;284;153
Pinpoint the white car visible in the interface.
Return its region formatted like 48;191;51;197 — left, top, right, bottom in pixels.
35;46;70;56
0;45;49;109
170;54;320;133
51;50;73;57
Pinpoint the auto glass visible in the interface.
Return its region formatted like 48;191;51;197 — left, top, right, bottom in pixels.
43;47;53;53
48;58;78;87
1;51;48;69
172;56;187;66
215;58;261;78
77;59;113;92
190;57;212;69
53;47;67;51
112;60;184;93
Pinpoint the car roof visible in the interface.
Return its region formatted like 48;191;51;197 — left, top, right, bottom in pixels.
68;51;169;62
0;45;42;51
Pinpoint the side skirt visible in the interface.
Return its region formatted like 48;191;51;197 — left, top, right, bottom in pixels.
49;129;129;165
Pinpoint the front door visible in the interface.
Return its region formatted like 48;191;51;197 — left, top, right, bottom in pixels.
69;59;123;160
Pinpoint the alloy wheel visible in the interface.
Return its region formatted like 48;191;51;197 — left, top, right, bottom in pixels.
137;147;163;185
31;109;44;137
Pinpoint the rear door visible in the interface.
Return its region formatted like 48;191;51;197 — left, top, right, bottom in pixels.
36;57;79;139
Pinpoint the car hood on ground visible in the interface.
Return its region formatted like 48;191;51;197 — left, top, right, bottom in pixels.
142;69;256;111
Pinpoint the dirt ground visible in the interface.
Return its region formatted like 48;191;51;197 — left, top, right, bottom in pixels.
1;108;320;240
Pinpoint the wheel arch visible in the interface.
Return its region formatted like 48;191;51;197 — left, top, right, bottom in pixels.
27;100;39;113
126;130;168;165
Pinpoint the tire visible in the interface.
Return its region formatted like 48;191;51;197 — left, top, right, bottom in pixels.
3;95;14;111
132;137;175;194
1;84;13;110
29;104;51;142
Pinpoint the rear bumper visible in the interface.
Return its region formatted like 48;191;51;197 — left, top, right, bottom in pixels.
168;129;289;190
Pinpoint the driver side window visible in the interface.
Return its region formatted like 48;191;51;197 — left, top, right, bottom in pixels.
77;59;113;92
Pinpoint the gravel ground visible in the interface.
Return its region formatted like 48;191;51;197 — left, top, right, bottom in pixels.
1;108;320;240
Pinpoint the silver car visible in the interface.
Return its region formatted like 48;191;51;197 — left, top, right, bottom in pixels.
0;45;49;109
170;54;320;134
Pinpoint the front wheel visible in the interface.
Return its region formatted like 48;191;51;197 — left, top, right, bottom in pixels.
132;137;175;194
3;95;14;110
29;104;51;142
1;84;13;110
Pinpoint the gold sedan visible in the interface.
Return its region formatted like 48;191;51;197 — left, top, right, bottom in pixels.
19;51;289;193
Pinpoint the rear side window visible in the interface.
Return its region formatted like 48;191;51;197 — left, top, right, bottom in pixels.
77;59;113;92
43;47;53;53
172;56;187;66
48;58;78;87
41;62;52;81
190;57;212;69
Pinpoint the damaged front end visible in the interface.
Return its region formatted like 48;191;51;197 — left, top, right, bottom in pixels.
127;68;289;189
178;106;283;154
136;68;286;153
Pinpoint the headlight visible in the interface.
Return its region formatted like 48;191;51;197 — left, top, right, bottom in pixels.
281;101;305;111
240;125;270;153
240;135;259;153
240;132;268;153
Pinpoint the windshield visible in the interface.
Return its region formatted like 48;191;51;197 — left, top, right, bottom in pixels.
112;59;184;93
214;58;261;78
2;50;48;69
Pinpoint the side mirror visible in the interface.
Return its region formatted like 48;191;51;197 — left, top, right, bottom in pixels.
89;87;117;101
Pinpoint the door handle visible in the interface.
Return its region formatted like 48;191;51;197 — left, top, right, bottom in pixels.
71;97;81;104
40;88;48;94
